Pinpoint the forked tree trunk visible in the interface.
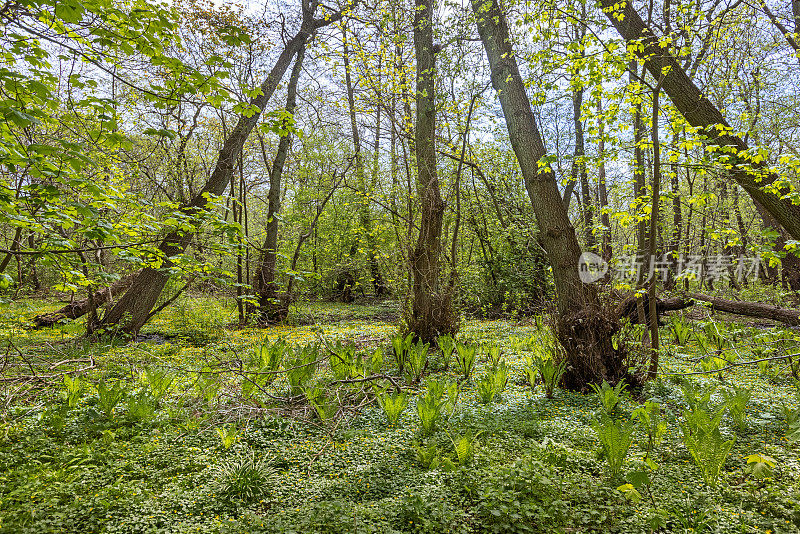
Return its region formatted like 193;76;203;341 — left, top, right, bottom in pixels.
91;1;347;335
472;0;628;388
407;0;457;342
251;48;306;325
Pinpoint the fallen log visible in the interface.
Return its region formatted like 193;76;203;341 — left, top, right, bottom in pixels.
690;293;800;326
33;274;136;328
616;295;695;324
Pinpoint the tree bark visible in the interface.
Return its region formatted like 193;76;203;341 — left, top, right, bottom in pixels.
473;0;627;389
690;293;800;326
600;0;800;241
407;0;456;342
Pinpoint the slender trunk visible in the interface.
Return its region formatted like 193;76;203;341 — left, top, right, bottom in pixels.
572;87;595;249
252;47;305;324
597;99;612;262
647;80;663;379
666;129;682;290
408;0;456;342
342;25;383;298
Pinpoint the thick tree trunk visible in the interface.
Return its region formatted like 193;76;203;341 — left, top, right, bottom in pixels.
251;48;306;325
91;3;345;335
600;0;800;241
473;0;627;389
33;274;136;328
407;0;456;342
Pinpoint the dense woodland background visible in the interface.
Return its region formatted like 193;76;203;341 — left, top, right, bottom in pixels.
3;0;800;532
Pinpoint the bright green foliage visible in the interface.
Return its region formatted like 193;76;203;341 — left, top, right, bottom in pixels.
589;380;628;417
141;367;174;402
392;333;414;375
62;375;85;408
524;332;567;398
125;395;156;422
212;453;276;503
329;340;358;380
454;342;476;379
477;361;509;404
216;424;239;450
413;441;441;470
194;370;221;405
680;380;717;412
702;322;730;353
525;354;567;399
285;344;318;396
304;384;338;426
487;346;503;368
375;388;409;425
721;385;751;430
450;431;482;466
670;315;692;345
680;408;735;486
406;339;430;383
632;400;666;461
745;453;777;480
437;334;456;370
95;380;125;418
0;0;247;301
417;378;459;435
243;337;287;397
592;415;636;478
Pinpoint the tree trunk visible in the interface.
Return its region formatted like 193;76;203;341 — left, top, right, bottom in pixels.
600;0;800;241
251;48;306;325
33;274;136;327
690;293;800;326
472;0;627;389
342;24;384;298
597;99;612;262
407;0;457;342
92;3;344;335
572;86;595;249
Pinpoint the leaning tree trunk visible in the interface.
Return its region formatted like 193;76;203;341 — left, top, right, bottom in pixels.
472;0;628;389
251;48;306;325
33;273;136;327
407;0;457;342
91;2;347;335
600;0;800;242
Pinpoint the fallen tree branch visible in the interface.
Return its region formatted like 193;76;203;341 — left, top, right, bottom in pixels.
33;274;136;328
690;293;800;326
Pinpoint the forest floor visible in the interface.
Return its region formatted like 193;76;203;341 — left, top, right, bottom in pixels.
0;297;799;533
